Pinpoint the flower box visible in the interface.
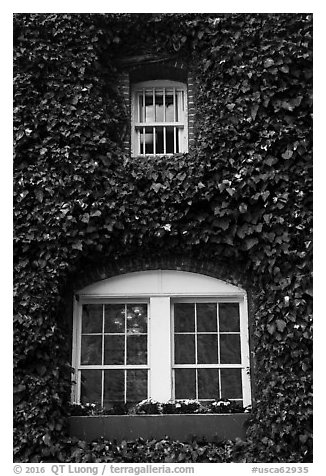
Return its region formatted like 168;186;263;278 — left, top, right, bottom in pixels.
69;413;249;443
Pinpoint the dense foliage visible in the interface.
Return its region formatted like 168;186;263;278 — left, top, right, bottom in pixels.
14;13;312;462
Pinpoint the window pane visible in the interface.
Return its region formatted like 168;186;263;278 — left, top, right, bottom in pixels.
155;90;164;122
127;370;147;402
175;369;196;399
197;303;217;332
219;303;240;332
81;335;102;365
220;334;241;364
145;92;154;122
165;91;174;122
139;127;154;155
126;304;147;334
105;304;125;333
197;334;218;364
80;370;102;405
82;304;103;333
198;369;219;399
220;369;243;399
174;303;195;332
166;126;174;153
155;126;163;153
174;334;195;364
104;335;125;365
103;369;125;405
127;335;147;365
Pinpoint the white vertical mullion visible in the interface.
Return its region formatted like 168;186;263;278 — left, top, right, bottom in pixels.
163;127;166;154
173;87;176;122
150;297;171;401
240;296;252;407
124;304;127;402
173;127;177;154
142;127;145;155
72;296;81;404
101;304;105;407
153;127;156;156
217;304;222;399
194;304;198;399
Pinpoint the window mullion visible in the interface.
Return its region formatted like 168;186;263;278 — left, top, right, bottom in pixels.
195;303;198;399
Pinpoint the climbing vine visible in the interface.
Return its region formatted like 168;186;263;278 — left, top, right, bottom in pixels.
14;13;312;462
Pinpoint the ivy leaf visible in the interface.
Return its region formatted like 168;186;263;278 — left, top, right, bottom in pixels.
276;319;286;332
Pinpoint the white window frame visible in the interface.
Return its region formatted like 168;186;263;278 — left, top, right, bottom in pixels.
131;80;188;157
72;270;251;407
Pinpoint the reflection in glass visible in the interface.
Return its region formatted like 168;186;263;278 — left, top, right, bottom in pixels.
220;334;241;364
197;334;218;364
104;335;124;365
174;303;195;332
103;370;124;405
127;370;147;402
197;303;217;332
82;304;103;333
127;335;147;365
81;335;102;365
174;334;195;364
126;304;147;334
165;93;175;122
80;370;102;405
219;303;240;332
175;369;196;399
198;369;219;399
105;304;125;333
220;369;242;399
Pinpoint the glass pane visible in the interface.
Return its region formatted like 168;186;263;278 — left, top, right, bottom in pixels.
174;334;195;364
126;304;147;334
166;126;174;153
81;335;102;365
165;91;174;122
127;335;147;365
140;127;154;155
219;303;240;332
156;126;164;154
103;369;125;405
220;369;243;399
138;93;144;122
197;303;217;332
155;90;164;122
175;369;196;399
80;370;102;405
105;304;125;333
174;303;195;332
220;334;241;364
104;335;125;365
198;369;219;399
145;92;154;122
127;370;147;402
197;334;218;364
82;304;103;333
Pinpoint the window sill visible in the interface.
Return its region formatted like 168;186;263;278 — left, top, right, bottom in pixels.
69;413;249;442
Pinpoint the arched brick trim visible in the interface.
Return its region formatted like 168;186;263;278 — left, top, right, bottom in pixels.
72;254;250;294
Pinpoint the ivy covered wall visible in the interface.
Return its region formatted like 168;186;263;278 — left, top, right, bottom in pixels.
13;13;312;462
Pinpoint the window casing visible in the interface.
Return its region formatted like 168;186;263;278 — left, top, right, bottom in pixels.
131;80;188;157
72;271;251;408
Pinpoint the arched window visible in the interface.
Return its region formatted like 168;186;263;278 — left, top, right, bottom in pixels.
131;80;188;156
72;270;251;408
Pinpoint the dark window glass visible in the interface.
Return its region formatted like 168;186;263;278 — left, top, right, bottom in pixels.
175;369;196;399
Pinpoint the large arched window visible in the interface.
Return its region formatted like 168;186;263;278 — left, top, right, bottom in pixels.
72;270;251;408
131;80;188;156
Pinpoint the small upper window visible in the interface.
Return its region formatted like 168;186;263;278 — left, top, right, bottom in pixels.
131;80;188;156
